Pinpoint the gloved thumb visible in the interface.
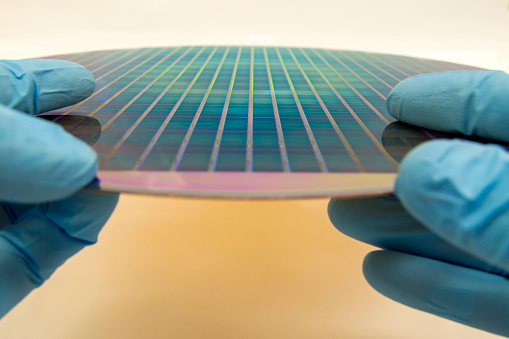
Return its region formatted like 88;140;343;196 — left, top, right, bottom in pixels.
395;139;509;273
0;105;97;203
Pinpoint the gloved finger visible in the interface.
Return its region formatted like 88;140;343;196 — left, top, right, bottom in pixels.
0;190;118;317
396;139;509;273
0;59;94;114
363;250;509;338
328;195;508;276
0;105;97;203
387;70;509;142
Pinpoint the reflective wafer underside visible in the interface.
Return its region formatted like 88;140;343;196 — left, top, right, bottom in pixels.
40;46;479;198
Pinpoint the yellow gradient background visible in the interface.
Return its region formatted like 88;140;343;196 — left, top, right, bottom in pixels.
0;196;503;338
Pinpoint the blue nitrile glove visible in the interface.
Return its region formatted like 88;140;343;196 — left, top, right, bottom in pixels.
329;70;509;337
0;59;118;317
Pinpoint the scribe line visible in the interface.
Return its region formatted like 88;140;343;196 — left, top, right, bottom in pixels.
69;48;184;136
340;51;402;83
171;47;230;171
85;48;169;119
275;47;328;172
73;51;110;68
134;47;219;170
208;47;243;172
53;52;88;64
307;50;388;101
326;50;396;89
100;47;206;168
397;54;466;72
290;48;365;172
92;49;142;80
311;51;399;169
101;47;187;131
60;48;153;116
314;50;391;125
403;57;440;73
263;47;290;172
396;54;465;73
86;49;136;74
80;50;122;70
245;46;255;172
366;53;413;77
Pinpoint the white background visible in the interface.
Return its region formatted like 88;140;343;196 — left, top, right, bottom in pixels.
0;0;508;338
1;0;508;69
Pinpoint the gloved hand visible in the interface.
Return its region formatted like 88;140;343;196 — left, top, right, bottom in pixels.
0;59;118;317
329;70;509;337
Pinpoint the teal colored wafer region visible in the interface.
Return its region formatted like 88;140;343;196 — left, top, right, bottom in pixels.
43;46;478;173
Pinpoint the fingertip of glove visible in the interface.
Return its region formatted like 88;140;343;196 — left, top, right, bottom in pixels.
386;73;431;121
395;139;509;229
386;77;409;120
328;197;376;236
37;59;96;105
327;198;340;224
0;59;95;114
27;142;98;203
395;139;444;193
362;250;442;312
45;189;119;243
58;60;95;100
362;250;399;295
0;110;99;203
396;138;480;192
387;71;509;139
41;126;99;201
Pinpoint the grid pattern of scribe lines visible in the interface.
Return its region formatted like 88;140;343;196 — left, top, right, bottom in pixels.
46;47;476;173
